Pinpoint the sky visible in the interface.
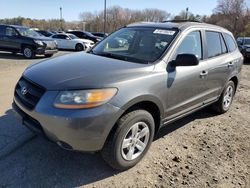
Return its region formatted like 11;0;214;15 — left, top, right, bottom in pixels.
0;0;249;21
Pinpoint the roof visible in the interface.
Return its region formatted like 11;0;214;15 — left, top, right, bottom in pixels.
0;24;28;29
127;21;229;33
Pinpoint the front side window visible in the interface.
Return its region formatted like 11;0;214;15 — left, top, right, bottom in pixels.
206;31;223;58
176;31;202;59
225;33;237;52
91;27;178;63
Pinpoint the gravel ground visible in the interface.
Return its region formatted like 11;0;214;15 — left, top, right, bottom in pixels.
0;51;249;188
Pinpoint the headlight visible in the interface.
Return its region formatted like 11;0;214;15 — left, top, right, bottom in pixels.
34;40;44;46
54;88;117;109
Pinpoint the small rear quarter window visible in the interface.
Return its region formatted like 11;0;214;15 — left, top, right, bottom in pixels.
225;34;237;52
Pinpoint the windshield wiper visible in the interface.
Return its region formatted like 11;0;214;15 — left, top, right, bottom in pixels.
90;51;148;64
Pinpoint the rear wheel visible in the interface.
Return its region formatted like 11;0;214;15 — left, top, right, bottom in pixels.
212;81;235;114
23;46;34;59
75;43;84;51
101;109;155;170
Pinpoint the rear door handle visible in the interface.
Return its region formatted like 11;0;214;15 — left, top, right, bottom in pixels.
200;70;208;78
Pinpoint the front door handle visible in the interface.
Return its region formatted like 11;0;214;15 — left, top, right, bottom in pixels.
200;70;208;78
228;62;234;68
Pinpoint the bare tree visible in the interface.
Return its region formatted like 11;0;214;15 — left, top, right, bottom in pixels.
207;0;248;36
79;6;171;33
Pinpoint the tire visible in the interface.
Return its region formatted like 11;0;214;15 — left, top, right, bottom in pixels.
22;46;34;59
212;81;235;114
75;43;84;51
101;109;155;170
45;54;53;58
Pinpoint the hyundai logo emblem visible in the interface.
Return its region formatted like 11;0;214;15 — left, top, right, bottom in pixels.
21;86;28;95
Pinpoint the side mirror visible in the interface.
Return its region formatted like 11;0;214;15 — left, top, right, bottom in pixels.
173;54;199;67
66;37;71;40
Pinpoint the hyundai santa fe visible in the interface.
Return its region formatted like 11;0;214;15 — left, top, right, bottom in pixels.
13;21;243;170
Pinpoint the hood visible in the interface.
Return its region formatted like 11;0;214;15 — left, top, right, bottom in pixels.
24;52;154;90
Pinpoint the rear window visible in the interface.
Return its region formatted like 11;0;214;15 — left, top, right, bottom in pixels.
225;34;237;52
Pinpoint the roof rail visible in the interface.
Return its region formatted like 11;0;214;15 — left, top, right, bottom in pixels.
162;19;202;23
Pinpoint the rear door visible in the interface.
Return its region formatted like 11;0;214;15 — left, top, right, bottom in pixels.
0;26;20;51
202;31;238;101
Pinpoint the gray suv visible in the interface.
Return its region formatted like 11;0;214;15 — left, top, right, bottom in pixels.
13;21;243;170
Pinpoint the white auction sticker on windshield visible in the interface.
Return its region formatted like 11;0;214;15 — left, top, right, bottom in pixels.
153;29;175;35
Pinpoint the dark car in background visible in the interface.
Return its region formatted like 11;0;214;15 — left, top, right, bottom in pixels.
67;30;102;43
91;32;108;38
0;24;57;58
237;37;250;59
36;30;54;37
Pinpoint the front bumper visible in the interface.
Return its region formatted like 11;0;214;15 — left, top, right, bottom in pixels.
36;47;58;55
12;91;124;152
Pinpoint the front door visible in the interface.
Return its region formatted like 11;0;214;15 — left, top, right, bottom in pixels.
165;30;209;120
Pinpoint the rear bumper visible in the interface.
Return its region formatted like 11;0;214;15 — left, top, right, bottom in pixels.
12;91;124;152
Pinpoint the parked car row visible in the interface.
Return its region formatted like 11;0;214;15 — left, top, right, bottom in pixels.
0;24;108;58
51;33;94;51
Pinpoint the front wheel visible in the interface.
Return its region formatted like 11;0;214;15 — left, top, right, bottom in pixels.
23;46;34;59
75;43;84;51
212;81;235;114
101;110;155;170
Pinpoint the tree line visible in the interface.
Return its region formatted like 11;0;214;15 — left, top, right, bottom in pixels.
0;0;249;37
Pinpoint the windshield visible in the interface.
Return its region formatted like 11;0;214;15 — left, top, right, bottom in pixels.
16;27;42;38
91;27;177;63
68;34;78;39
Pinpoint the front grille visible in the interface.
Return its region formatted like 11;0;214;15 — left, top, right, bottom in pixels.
15;77;45;110
13;101;45;135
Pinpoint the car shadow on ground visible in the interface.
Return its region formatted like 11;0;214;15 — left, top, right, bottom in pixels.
156;107;217;139
0;107;218;187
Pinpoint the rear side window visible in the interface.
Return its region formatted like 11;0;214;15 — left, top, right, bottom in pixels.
0;26;5;35
206;31;224;58
220;34;227;54
176;31;202;59
225;34;237;52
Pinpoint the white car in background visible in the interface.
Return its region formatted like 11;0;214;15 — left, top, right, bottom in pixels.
51;33;94;51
